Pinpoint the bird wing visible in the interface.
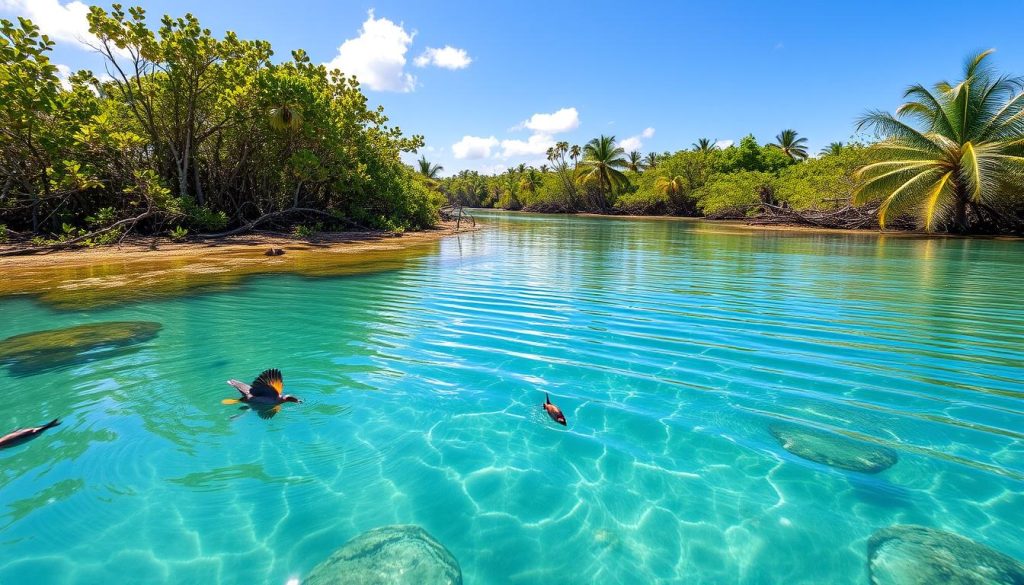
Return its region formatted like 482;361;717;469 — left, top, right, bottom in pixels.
227;379;252;398
249;368;283;398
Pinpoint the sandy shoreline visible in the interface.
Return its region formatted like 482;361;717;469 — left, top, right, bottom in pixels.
0;221;478;309
0;221;476;267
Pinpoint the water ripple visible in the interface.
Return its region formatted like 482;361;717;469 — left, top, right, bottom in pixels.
0;213;1023;584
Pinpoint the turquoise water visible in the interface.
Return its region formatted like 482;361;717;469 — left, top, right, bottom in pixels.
1;211;1023;584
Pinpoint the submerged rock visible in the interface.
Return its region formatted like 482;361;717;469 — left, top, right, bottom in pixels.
768;422;897;473
868;525;1024;585
0;321;162;376
304;525;462;585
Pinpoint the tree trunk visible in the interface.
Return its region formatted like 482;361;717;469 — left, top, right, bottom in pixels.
953;193;969;233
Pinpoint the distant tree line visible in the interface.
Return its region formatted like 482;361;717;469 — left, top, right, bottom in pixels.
424;51;1024;234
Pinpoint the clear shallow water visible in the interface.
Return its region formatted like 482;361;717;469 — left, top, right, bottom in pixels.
1;212;1022;584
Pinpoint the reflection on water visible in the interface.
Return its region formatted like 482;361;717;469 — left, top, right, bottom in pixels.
0;238;442;309
0;211;1022;584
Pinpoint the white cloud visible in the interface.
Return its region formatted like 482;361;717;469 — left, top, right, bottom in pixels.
477;162;513;175
617;127;656;152
500;133;555;158
414;45;472;69
324;10;416;92
617;136;643;152
714;139;734;149
452;135;499;159
518;107;580;134
55;63;72;89
0;0;97;50
449;107;583;170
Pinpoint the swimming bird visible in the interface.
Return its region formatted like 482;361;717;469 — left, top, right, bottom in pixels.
543;393;567;426
222;369;301;418
0;418;61;450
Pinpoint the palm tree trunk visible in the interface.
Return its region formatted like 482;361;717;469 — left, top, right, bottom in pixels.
953;187;970;232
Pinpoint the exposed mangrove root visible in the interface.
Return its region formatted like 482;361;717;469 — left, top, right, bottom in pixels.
746;202;888;230
198;207;367;238
0;208;156;257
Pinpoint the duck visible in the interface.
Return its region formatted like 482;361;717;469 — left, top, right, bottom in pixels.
0;418;61;450
222;369;301;418
543;393;567;426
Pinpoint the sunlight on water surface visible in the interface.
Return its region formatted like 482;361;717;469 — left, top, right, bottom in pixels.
1;212;1022;584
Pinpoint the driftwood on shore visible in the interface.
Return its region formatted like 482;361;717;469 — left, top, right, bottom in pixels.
0;206;375;257
0;208;157;257
705;199;921;231
440;205;475;231
197;207;366;239
746;202;886;230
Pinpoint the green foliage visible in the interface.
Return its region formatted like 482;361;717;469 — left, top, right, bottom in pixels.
85;207;117;229
178;194;225;230
417;155;443;179
395;172;445;229
719;135;794;174
497;171;522;210
0;6;436;242
695;171;776;216
0;225;7;244
630;150;721;215
576;136;629;209
615;190;668;215
769;129;810;161
292;223;321;238
626;150;644;173
775;145;871;210
442;170;488;207
692;138;716;153
522;173;573;211
169;226;189;241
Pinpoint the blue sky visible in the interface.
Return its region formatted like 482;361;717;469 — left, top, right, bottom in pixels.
5;0;1024;175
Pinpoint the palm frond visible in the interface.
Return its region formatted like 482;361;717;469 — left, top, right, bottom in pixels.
922;171;953;231
875;169;944;227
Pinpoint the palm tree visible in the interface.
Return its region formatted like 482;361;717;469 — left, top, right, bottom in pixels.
539;164;549;173
576;135;630;207
500;170;521;209
519;169;542;194
855;49;1024;232
693;138;716;153
570;144;582;168
655;175;685;200
643;152;659;169
820;142;844;156
627;150;644;173
417;155;443;179
770;129;809;160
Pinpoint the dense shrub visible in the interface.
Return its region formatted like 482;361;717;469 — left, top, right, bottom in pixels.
0;8;438;241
